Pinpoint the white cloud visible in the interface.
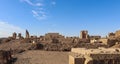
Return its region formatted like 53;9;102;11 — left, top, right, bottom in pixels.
0;21;25;37
32;10;47;20
21;0;34;6
36;3;43;6
32;10;39;16
20;0;56;20
21;0;46;20
21;0;43;6
51;1;56;5
38;8;44;10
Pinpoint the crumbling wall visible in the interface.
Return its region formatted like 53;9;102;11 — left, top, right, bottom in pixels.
0;50;12;64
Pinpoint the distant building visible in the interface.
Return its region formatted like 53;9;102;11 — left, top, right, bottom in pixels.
89;35;101;40
43;33;65;43
90;39;98;44
108;32;115;38
89;35;101;44
80;30;89;39
89;35;101;39
44;33;64;39
107;30;120;39
98;38;109;45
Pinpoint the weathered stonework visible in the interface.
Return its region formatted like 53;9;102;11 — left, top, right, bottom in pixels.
80;30;89;39
18;33;22;39
26;30;30;38
108;32;115;38
69;48;120;64
115;30;120;38
98;38;108;45
12;32;17;39
89;36;101;40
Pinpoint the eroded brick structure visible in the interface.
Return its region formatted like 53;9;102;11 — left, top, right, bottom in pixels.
12;32;17;39
80;30;89;39
26;30;30;38
108;32;115;39
115;30;120;38
69;48;120;64
18;33;23;39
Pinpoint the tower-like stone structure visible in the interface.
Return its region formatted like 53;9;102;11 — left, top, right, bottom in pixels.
26;30;30;38
80;30;88;39
18;33;22;39
12;32;17;39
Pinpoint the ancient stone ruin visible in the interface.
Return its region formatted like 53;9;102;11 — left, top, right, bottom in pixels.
0;50;13;64
12;32;17;39
69;48;120;64
80;30;89;39
26;30;30;38
5;29;120;52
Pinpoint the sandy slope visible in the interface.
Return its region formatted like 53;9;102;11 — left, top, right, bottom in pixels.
14;50;69;64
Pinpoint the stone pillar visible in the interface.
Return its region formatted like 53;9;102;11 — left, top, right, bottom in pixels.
26;30;30;38
12;32;17;39
18;33;22;39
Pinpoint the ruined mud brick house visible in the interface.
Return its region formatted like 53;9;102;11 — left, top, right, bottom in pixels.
69;48;120;64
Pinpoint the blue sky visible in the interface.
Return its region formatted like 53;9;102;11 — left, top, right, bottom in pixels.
0;0;120;37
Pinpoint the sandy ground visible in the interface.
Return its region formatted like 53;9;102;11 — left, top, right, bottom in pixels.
14;50;69;64
0;41;31;50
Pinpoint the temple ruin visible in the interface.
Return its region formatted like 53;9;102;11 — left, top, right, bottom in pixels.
69;48;120;64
